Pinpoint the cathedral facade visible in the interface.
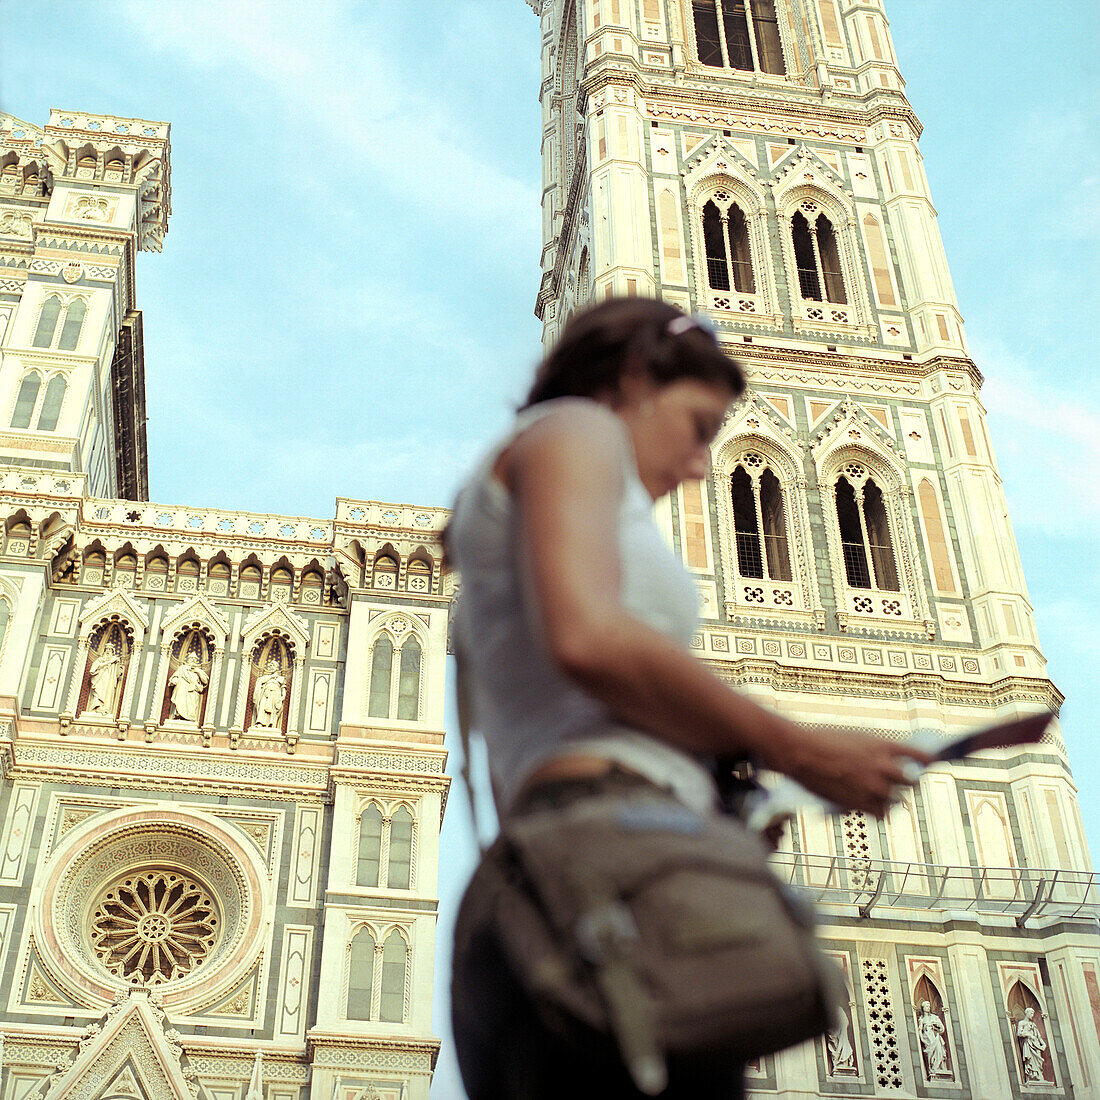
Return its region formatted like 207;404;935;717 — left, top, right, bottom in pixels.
0;110;449;1099
530;1;1100;1097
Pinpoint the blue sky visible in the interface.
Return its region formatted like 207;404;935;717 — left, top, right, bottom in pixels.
2;2;1098;1097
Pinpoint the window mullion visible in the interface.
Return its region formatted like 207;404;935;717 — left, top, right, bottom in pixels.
389;645;401;719
853;485;877;590
744;0;763;73
751;475;769;579
379;816;392;889
371;940;385;1020
719;210;736;293
810;221;828;303
714;0;732;68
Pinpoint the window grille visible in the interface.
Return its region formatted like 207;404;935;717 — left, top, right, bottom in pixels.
792;209;846;304
730;460;792;584
835;473;899;592
692;0;785;74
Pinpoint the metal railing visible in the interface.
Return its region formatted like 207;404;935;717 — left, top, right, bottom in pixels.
774;851;1100;926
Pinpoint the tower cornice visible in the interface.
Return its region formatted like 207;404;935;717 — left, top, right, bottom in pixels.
580;61;922;141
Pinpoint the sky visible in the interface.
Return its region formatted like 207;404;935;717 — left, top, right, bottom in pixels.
1;2;1098;1098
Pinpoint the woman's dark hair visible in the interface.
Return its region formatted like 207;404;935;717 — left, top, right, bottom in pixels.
523;297;745;408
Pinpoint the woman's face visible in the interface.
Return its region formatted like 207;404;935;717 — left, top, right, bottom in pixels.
615;375;734;500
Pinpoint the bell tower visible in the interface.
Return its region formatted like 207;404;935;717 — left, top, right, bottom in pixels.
531;2;1100;1096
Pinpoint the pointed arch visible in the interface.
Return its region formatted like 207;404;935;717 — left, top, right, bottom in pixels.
379;930;409;1022
32;296;61;348
368;633;394;718
11;371;41;428
371;548;399;591
144;550;169;592
37;374;67;431
713;426;810;616
775;176;868;328
397;636;421;721
387;806;414;890
161;627;213;725
357;803;384;887
207;556;232;596
686;167;773;317
58;297;86;350
347;927;376;1021
78;618;132;720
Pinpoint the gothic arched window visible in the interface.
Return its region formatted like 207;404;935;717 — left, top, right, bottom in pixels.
0;600;8;656
691;0;785;74
388;807;414;890
32;296;61;348
835;471;899;591
357;803;416;890
37;375;67;431
730;457;791;581
379;932;408;1022
397;637;421;722
792;209;847;304
11;372;41;428
32;296;86;351
347;928;376;1021
58;298;86;351
357;805;384;887
702;199;756;294
368;632;423;722
368;635;394;719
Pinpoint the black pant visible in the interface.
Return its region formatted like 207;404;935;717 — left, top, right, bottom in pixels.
451;771;746;1099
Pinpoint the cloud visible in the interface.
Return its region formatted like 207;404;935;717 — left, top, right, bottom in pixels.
973;335;1100;536
115;0;539;241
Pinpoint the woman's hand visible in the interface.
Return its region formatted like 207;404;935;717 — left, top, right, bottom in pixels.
774;724;933;818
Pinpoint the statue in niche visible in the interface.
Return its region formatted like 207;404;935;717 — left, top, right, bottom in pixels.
826;1007;857;1075
916;1001;951;1078
86;642;123;716
168;652;208;723
1016;1006;1049;1082
252;658;286;729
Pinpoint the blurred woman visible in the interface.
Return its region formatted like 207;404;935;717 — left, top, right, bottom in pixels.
448;297;928;1098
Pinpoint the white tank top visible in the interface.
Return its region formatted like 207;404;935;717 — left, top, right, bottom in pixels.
449;398;718;815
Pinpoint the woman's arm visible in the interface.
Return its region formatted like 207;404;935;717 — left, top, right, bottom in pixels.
502;405;928;817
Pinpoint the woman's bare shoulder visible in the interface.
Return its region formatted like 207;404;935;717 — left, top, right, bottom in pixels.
498;401;627;488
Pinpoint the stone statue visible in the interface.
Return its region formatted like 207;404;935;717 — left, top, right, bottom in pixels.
826;1009;856;1074
1016;1007;1048;1082
917;1001;950;1077
168;653;208;723
87;643;123;716
252;659;286;729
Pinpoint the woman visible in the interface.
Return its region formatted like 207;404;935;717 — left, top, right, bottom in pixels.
448;297;928;1098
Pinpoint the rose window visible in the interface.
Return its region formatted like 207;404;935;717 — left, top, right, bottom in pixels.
90;870;219;984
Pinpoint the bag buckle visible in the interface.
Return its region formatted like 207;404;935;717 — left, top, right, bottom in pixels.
575;900;639;964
